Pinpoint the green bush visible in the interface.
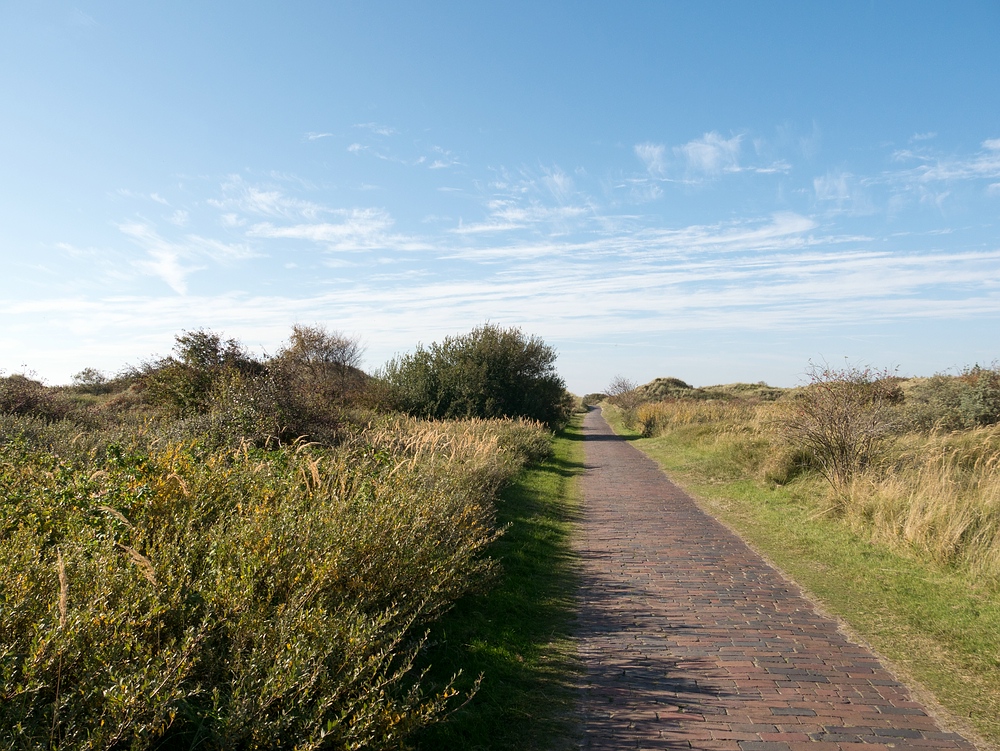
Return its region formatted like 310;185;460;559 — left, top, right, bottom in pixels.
380;324;571;428
69;368;113;396
898;367;1000;432
138;330;263;418
959;365;1000;427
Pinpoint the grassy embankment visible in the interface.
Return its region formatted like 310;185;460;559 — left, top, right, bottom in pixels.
414;415;585;751
602;403;1000;750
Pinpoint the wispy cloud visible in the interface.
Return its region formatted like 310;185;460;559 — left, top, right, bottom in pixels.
891;138;1000;183
635;142;667;177
675;132;743;175
813;171;874;214
208;175;327;220
451;199;588;236
68;8;98;27
248;208;396;251
354;122;396;137
14;135;1000;389
119;221;257;294
635;132;781;182
427;145;462;169
542;166;574;202
305;132;334;140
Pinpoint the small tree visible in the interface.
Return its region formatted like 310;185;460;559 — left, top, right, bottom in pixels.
958;364;1000;427
71;367;111;395
782;363;902;488
0;373;55;417
606;375;642;409
274;324;366;402
604;375;644;427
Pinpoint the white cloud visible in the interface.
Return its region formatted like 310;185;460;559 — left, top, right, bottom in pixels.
354;122;396;137
675;132;743;175
813;171;872;214
14;136;1000;390
306;132;334;140
427;145;461;169
542;167;574;202
208;176;327;220
635;142;667;176
451;201;588;235
68;8;98;27
246;208;424;252
634;132;750;181
898;141;1000;183
754;160;792;174
814;172;853;203
119;221;257;294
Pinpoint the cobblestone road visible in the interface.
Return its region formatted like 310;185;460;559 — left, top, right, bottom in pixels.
574;407;976;751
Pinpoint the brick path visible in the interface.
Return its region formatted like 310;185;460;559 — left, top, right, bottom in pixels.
574;407;976;751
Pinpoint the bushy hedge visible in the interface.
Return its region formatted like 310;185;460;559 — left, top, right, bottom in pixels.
380;324;572;428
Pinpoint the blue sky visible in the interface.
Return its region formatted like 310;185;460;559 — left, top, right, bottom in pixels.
2;2;999;392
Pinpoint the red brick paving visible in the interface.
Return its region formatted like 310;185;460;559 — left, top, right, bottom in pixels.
574;408;976;750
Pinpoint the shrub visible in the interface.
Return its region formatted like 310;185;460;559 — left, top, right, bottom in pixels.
959;365;1000;427
780;363;902;488
633;377;694;402
273;325;367;407
69;367;113;395
138;330;263;417
899;367;1000;432
604;376;642;427
380;324;571;428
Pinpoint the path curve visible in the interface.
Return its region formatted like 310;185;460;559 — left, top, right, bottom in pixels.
574;407;976;751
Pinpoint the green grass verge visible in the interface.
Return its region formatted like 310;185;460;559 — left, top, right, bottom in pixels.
602;407;1000;751
413;416;585;751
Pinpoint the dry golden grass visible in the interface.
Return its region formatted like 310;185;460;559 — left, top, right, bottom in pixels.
634;398;761;435
841;426;1000;579
631;398;1000;584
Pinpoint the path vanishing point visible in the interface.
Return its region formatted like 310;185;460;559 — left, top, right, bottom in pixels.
574;407;978;751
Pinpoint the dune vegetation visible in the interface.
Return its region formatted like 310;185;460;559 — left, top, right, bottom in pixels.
0;324;574;751
607;365;1000;581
